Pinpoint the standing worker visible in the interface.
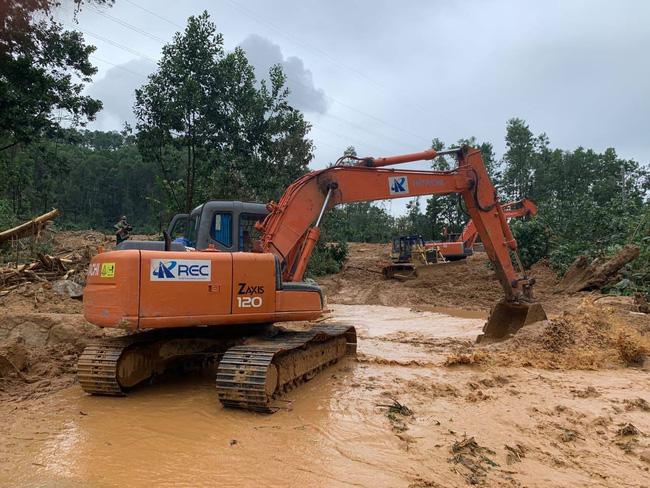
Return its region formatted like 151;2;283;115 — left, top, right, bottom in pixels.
114;215;133;245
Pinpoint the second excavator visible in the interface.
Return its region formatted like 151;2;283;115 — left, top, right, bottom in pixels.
79;145;547;412
428;198;538;260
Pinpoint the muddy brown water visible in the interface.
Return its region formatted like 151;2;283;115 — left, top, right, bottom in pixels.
2;305;650;487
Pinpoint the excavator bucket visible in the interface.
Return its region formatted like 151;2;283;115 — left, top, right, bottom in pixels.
480;301;547;341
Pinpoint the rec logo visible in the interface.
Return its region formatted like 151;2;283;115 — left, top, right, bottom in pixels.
388;176;409;195
150;259;211;281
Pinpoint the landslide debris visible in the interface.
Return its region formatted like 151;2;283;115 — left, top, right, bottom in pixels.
555;244;640;294
0;313;118;401
476;302;650;369
448;436;498;485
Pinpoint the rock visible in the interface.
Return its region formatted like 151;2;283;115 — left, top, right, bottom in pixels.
6;319;50;347
595;296;636;311
640;449;650;464
52;280;83;299
634;293;650;313
0;339;29;372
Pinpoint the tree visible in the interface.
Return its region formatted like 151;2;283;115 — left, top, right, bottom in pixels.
501;118;538;200
135;12;313;213
0;0;106;151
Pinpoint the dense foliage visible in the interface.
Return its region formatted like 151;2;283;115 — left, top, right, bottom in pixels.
134;12;313;214
400;119;649;295
0;0;109;152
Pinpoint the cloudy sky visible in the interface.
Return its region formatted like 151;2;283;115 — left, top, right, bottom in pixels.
56;0;650;212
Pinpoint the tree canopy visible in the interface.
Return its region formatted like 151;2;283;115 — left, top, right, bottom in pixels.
134;11;313;213
0;0;109;151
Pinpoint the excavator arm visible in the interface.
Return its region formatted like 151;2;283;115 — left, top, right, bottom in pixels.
257;146;536;304
460;198;538;250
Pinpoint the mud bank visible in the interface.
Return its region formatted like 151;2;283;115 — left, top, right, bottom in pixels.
1;305;649;488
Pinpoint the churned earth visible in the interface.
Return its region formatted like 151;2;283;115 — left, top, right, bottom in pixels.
1;239;649;487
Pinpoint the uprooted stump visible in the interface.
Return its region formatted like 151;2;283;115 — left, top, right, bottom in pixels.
555;244;640;294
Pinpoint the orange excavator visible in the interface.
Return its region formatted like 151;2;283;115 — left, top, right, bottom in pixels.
429;198;538;260
79;145;546;411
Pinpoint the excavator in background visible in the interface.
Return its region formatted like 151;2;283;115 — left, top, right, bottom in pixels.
428;198;538;260
383;235;438;279
382;198;537;277
79;145;547;412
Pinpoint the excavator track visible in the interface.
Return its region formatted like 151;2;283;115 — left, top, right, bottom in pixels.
77;327;248;396
216;323;356;412
77;335;142;396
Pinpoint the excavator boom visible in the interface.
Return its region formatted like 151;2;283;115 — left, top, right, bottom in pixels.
258;146;535;304
257;145;546;338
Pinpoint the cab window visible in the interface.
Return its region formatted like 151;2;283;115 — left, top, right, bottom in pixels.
239;213;265;251
212;212;233;247
169;216;188;240
187;215;200;248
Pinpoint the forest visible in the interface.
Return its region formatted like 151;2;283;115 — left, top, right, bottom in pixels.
1;2;649;292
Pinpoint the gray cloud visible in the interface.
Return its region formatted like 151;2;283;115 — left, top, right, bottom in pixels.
77;0;650;170
239;34;328;114
86;58;156;131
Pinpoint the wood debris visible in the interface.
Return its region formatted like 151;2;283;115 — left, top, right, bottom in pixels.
0;209;59;244
0;248;93;292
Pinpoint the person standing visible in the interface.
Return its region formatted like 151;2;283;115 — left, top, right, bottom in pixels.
114;215;133;245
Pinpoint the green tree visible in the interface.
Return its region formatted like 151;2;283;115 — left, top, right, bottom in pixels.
135;12;313;213
0;0;106;152
501;118;537;200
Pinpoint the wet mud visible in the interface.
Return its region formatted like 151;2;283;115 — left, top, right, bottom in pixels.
2;239;650;487
2;304;650;487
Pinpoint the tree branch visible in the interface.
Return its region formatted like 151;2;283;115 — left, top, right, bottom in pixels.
0;141;20;152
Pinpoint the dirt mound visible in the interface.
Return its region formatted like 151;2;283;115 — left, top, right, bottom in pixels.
481;301;650;369
0;281;84;313
0;312;116;401
0;230;152;401
318;243;572;314
48;229;112;253
319;244;508;310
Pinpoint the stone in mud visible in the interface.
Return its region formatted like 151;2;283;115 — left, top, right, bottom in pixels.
52;280;84;299
0;338;29;374
640;449;650;464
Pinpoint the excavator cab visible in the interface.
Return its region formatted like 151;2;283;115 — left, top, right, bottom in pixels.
390;235;426;263
181;201;268;251
119;201;268;252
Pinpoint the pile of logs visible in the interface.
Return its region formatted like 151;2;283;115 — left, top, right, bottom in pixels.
0;249;92;295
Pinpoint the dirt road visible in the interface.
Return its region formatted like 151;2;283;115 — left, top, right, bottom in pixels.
1;239;649;487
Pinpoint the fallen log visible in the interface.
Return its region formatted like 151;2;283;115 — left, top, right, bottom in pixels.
0;208;59;243
555;244;640;294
